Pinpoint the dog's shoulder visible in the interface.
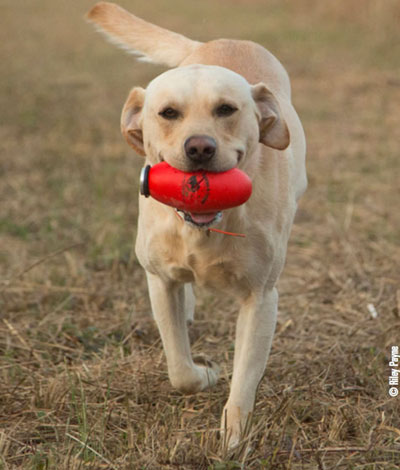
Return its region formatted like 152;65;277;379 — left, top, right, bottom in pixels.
180;39;291;100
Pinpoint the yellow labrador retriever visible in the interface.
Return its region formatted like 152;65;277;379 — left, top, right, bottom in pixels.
87;2;307;449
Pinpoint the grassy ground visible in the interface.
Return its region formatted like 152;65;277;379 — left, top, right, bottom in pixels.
1;0;400;468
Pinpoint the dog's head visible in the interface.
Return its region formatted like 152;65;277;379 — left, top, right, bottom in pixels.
121;65;289;172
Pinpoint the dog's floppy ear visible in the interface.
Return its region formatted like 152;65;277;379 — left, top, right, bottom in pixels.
251;83;290;150
121;87;146;156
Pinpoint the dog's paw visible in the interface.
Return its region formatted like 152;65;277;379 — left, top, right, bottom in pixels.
170;356;219;394
220;404;251;453
193;354;220;390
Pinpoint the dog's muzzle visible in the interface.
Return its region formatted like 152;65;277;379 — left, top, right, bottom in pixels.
177;209;222;229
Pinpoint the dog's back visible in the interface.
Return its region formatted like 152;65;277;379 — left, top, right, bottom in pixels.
87;2;291;99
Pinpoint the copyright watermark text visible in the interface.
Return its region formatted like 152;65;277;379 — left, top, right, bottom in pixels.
389;346;399;397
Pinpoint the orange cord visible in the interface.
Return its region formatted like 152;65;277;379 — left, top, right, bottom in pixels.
207;227;246;238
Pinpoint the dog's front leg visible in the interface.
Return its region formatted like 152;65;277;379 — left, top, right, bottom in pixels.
146;272;219;394
222;287;278;449
184;283;195;325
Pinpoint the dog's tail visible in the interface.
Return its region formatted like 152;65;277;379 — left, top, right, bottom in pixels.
86;2;202;67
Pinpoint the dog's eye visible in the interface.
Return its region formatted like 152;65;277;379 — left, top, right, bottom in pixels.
159;107;180;120
215;104;238;117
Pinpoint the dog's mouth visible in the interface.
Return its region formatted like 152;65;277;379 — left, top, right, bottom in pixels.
177;210;222;228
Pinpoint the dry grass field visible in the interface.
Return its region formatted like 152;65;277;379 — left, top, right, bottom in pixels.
1;0;400;468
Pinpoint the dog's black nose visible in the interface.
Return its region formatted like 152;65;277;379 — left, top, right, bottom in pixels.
184;135;217;163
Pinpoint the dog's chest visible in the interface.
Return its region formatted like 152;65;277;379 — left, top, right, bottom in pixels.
138;220;252;297
163;247;249;295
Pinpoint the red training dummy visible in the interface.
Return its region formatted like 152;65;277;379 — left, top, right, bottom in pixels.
140;162;252;213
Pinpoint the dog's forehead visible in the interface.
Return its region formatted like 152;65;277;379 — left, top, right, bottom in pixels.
145;65;251;104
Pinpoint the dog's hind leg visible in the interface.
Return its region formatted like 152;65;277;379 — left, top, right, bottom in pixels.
146;272;219;394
